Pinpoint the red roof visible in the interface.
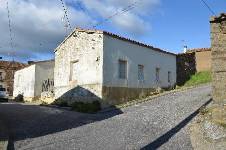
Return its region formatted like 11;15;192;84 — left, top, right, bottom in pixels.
0;61;27;70
186;48;211;53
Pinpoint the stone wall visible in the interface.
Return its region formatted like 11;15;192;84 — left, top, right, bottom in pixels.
176;53;196;86
195;50;211;72
210;13;226;103
13;60;54;102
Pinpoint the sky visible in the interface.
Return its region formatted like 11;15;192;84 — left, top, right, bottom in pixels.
0;0;225;63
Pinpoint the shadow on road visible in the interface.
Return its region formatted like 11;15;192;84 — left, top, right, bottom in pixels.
141;98;212;150
0;103;123;150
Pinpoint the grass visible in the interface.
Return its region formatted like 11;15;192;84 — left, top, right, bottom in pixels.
184;71;212;87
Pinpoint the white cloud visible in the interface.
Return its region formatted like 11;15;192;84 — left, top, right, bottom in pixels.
0;0;160;62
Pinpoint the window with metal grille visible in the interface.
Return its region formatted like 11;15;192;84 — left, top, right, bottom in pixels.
0;72;2;81
168;71;171;83
119;60;127;79
156;68;160;82
138;65;144;81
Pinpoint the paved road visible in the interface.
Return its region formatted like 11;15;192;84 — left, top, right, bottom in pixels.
0;85;211;150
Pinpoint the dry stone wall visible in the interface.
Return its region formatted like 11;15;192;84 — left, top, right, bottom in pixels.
210;13;226;103
176;53;196;86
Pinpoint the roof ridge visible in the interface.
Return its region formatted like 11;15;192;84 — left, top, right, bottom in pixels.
55;27;176;56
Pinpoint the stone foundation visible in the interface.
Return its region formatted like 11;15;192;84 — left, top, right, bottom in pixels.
102;86;157;105
23;96;40;102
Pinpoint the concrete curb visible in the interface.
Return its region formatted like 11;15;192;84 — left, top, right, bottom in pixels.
100;83;211;113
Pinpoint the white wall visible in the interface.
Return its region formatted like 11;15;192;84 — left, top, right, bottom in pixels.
13;61;54;99
13;65;36;98
103;34;176;89
35;61;54;97
54;30;104;99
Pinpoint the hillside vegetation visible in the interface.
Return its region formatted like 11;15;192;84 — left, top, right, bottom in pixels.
184;71;212;87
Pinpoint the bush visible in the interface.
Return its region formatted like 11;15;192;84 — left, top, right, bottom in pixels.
0;98;8;103
40;101;48;106
71;101;101;113
14;94;24;102
57;101;69;107
52;99;69;107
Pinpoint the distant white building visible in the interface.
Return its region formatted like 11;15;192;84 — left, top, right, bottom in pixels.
13;60;54;102
54;28;176;105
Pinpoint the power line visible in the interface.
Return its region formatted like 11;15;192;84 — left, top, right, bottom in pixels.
6;0;15;61
200;0;216;15
60;0;72;31
93;0;142;28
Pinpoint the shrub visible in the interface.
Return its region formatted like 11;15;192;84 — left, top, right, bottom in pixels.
40;101;48;106
52;99;69;107
71;101;101;113
0;98;8;103
14;94;24;102
184;71;211;87
57;101;69;107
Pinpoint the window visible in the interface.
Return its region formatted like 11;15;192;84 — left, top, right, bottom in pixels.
168;71;171;83
156;68;160;82
69;60;79;81
138;65;144;81
0;72;2;80
0;88;6;91
119;60;127;79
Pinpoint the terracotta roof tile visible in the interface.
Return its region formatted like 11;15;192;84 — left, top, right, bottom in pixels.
186;48;211;53
0;61;27;70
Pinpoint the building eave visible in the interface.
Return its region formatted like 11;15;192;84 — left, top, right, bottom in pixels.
54;27;176;56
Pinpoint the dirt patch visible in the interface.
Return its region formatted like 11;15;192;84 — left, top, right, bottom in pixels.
190;105;226;150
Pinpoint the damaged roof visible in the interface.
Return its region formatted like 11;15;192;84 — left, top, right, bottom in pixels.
0;61;27;70
55;28;176;56
210;13;226;23
186;48;211;53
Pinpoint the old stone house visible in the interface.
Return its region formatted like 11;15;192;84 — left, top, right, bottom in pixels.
0;60;27;96
187;48;211;72
54;28;177;105
13;60;54;102
176;48;211;86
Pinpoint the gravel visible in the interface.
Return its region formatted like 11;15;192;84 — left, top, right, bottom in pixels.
0;85;211;150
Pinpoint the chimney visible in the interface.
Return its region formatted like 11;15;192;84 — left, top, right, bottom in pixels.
183;45;188;53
